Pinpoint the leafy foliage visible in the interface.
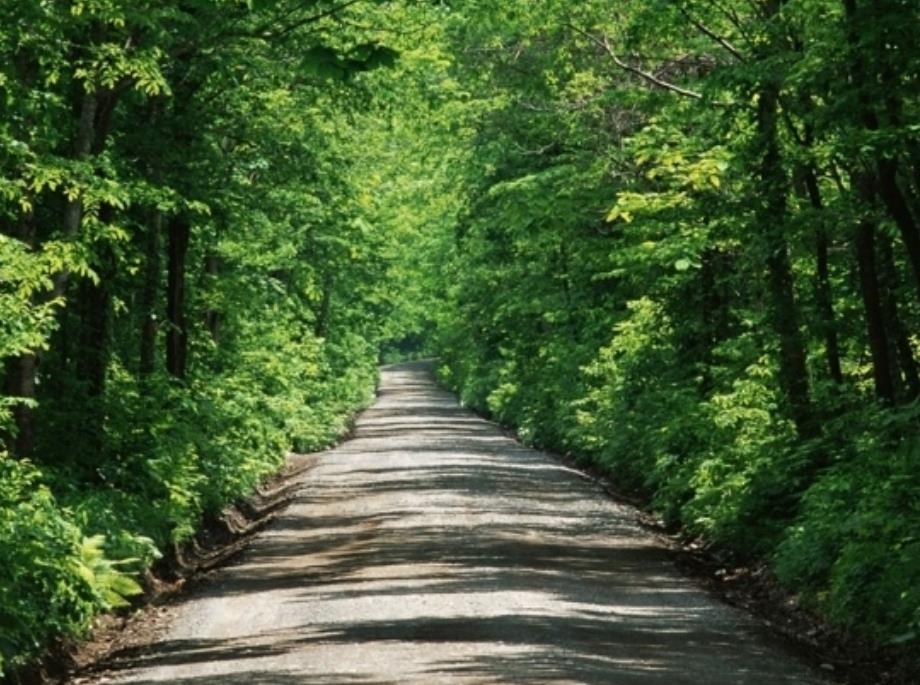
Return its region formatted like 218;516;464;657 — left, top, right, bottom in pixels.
411;0;920;662
0;0;422;675
2;0;920;675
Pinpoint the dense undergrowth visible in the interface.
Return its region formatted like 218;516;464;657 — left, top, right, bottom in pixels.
1;338;376;676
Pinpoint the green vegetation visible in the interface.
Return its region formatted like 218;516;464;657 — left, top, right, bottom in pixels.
421;0;920;656
2;0;919;676
0;0;422;675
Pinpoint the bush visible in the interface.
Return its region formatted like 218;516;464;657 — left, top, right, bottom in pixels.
0;325;378;678
0;456;140;676
775;409;920;643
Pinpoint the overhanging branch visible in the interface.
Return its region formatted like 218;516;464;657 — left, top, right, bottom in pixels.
566;24;704;100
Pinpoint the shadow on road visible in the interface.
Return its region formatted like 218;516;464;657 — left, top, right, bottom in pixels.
94;362;825;685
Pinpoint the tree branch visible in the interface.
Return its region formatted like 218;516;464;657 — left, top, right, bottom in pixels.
264;0;364;40
702;0;755;43
677;4;745;61
566;24;704;100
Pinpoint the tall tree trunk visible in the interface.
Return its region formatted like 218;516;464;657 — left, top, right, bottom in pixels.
51;89;97;299
314;271;334;339
801;168;844;385
841;0;920;302
877;236;920;401
74;207;116;399
166;216;190;379
698;248;732;393
72;205;118;457
874;159;920;299
3;212;38;456
74;271;112;399
204;253;221;344
139;212;162;377
853;175;896;404
905;142;920;215
73;269;111;457
755;73;818;439
876;17;920;242
5;87;98;455
3;354;37;456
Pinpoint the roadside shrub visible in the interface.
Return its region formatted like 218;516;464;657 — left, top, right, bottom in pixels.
0;456;140;677
573;299;705;521
0;324;377;678
441;293;920;652
775;409;920;643
682;356;798;553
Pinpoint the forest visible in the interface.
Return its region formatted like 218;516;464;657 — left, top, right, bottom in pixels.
1;0;919;678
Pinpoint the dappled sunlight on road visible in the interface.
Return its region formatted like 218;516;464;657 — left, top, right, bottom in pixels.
97;362;828;685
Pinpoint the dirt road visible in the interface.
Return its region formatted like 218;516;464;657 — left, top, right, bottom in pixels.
97;361;827;684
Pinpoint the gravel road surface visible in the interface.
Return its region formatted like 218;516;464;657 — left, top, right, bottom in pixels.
100;361;827;684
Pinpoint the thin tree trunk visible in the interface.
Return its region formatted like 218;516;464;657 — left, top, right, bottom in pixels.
3;353;37;456
801;168;844;385
698;248;732;392
74;207;116;399
51;90;97;299
73;269;111;457
874;159;920;300
166;216;190;379
3;212;38;456
314;271;334;339
4;88;96;455
756;76;818;439
877;236;920;400
74;268;112;399
204;253;221;343
841;0;920;302
139;212;162;377
905;142;920;214
853;174;896;404
72;205;118;457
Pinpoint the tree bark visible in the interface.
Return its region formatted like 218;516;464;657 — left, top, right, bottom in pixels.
51;89;97;299
905;142;920;215
139;212;162;377
3;212;38;456
801;168;844;385
3;354;37;456
74;266;112;399
314;271;334;339
841;0;920;302
852;174;896;404
755;78;818;439
877;236;920;401
74;207;116;399
698;248;733;392
4;87;98;455
854;221;895;403
166;215;191;379
204;253;221;343
874;159;920;300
